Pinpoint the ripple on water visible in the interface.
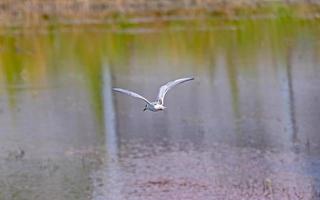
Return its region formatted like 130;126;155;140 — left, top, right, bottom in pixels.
90;140;320;200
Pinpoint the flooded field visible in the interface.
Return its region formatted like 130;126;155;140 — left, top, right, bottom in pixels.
0;18;320;199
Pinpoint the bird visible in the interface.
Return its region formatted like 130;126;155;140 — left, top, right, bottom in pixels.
113;77;194;112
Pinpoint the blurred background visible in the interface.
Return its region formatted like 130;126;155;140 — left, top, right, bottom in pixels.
0;1;320;200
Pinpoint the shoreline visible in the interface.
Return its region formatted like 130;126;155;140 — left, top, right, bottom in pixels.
0;1;320;27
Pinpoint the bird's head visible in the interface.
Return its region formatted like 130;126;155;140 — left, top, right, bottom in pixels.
143;105;147;111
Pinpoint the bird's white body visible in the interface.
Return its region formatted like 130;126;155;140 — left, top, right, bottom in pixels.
145;102;166;112
113;77;194;112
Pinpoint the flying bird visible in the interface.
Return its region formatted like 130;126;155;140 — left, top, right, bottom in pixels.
113;77;194;112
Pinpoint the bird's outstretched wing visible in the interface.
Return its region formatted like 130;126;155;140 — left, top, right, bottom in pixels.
157;77;194;105
113;88;152;105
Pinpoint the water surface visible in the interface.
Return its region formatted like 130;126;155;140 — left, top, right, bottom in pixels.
0;19;320;200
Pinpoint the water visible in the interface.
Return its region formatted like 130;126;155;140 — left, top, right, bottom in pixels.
0;19;320;200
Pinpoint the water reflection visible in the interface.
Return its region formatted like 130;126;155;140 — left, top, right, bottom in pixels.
0;19;320;199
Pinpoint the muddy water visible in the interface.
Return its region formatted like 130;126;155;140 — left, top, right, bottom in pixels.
0;19;320;200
